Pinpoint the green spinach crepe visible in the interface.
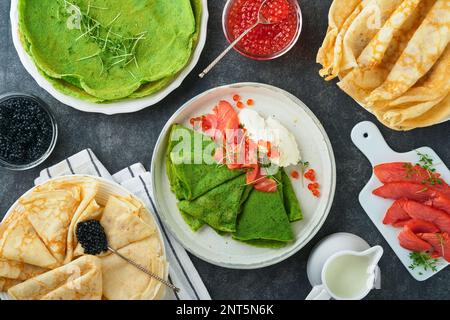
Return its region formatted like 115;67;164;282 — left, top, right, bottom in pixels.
166;124;303;248
167;125;244;201
233;171;295;247
281;169;303;222
178;176;252;233
18;0;201;102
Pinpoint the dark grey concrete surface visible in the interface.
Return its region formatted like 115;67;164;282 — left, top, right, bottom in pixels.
1;0;449;300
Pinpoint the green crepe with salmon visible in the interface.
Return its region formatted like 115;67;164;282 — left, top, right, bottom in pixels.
18;0;202;103
166;100;304;248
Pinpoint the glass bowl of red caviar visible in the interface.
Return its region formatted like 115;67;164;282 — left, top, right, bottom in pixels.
222;0;302;60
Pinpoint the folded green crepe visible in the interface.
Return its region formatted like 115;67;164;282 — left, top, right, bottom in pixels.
281;169;303;222
166;125;244;201
233;171;295;247
18;0;200;102
129;0;203;99
178;175;252;233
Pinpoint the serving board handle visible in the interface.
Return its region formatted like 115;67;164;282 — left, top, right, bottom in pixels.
351;121;397;166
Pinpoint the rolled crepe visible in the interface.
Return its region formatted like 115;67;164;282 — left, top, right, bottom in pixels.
368;0;450;103
317;0;361;78
318;0;403;80
318;0;450;130
338;0;435;105
8;255;103;300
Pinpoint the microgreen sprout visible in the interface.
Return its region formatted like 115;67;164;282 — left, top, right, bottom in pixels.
61;0;146;77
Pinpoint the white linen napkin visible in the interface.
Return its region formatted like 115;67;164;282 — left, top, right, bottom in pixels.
35;148;211;300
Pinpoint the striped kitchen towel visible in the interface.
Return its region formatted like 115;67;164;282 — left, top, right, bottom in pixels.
35;148;211;300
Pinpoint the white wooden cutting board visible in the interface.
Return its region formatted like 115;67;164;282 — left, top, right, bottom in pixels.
352;121;450;281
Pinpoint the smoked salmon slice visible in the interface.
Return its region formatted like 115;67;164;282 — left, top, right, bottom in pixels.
418;232;450;262
404;219;439;234
398;226;433;252
383;198;410;225
373;182;450;215
374;162;450;198
384;199;450;233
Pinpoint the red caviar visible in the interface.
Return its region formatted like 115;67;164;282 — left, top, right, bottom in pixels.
247;99;254;106
225;0;299;58
304;169;316;181
236;101;245;109
291;170;300;179
233;94;241;101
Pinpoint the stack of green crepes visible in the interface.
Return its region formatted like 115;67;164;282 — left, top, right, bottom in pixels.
18;0;202;103
166;125;304;248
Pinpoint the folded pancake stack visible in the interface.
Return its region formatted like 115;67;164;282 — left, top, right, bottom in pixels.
0;177;167;300
317;0;450;130
17;0;202;103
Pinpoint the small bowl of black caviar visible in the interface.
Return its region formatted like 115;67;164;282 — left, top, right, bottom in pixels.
0;93;57;170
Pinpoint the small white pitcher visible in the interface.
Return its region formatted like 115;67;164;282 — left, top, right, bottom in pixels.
306;246;383;300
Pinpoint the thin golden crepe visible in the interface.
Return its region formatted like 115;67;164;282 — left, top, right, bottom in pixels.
0;177;167;300
7;255;103;300
101;237;167;300
317;0;450;130
0;177;98;289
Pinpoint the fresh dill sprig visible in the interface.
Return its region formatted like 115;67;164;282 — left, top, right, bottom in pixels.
408;252;439;275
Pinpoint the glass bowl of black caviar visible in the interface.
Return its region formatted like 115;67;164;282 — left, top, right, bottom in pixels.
0;93;57;170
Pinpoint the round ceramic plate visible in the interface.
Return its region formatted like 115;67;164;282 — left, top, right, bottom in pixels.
10;0;209;115
0;175;168;300
151;83;337;269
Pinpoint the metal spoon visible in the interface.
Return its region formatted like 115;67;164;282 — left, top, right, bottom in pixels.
199;0;273;78
77;220;180;293
107;246;180;293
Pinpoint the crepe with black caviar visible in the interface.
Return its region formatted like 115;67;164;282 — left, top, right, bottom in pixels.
0;177;167;300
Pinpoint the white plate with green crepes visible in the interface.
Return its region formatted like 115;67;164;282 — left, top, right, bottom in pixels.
151;83;337;269
10;0;208;114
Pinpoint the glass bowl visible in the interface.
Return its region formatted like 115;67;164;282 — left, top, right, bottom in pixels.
222;0;302;60
0;93;58;171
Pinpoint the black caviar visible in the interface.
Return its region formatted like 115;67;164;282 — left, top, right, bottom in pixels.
76;220;109;255
0;95;54;165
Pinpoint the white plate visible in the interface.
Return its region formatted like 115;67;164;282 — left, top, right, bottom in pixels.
10;0;209;115
0;175;168;299
151;82;337;269
352;121;450;281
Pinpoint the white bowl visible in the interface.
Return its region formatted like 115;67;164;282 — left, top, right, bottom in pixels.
10;0;209;115
0;175;168;300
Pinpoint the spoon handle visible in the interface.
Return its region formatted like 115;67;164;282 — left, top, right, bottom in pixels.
199;22;259;78
108;247;180;293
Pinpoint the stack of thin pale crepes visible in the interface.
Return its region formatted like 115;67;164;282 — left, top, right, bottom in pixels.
317;0;450;130
0;177;167;300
